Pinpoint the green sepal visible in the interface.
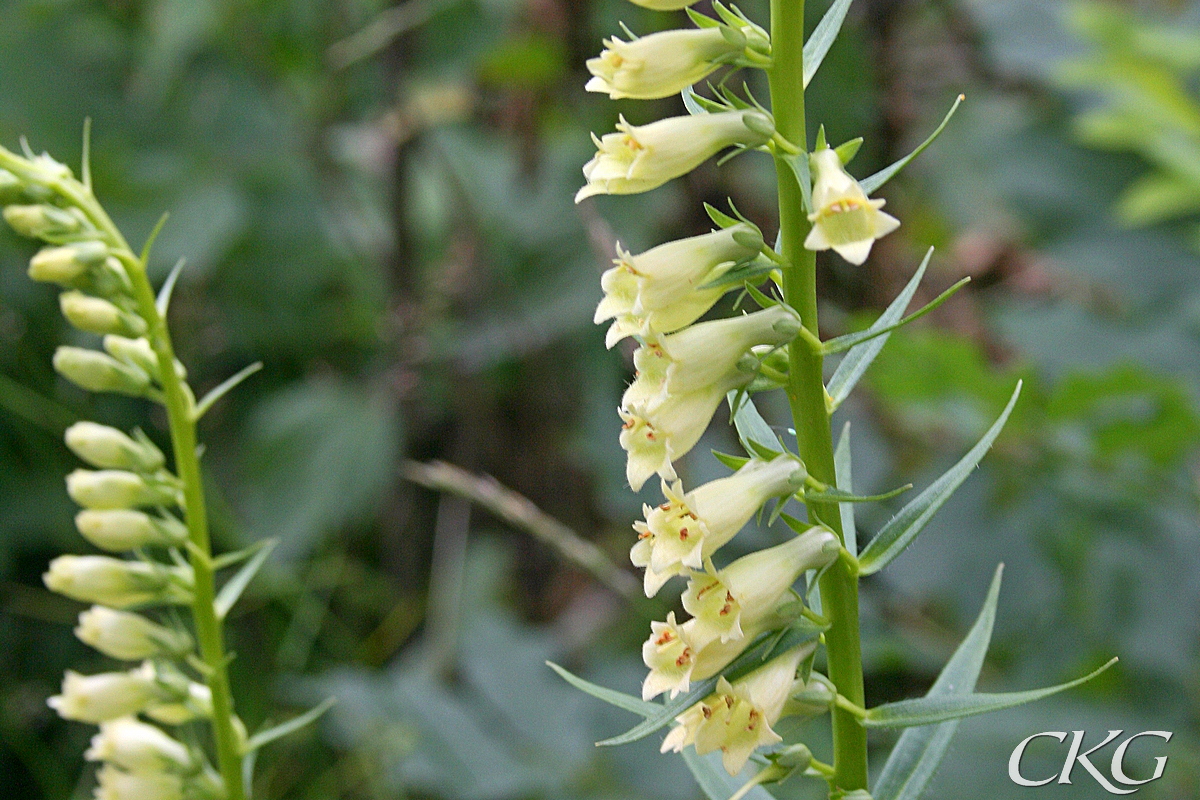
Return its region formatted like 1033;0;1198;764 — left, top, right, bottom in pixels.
698;259;776;291
860;94;964;195
712;450;752;471
727;391;785;458
835;137;864;165
686;7;722;29
857;382;1022;575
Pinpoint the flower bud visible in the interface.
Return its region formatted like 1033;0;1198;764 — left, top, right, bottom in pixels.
47;663;165;723
26;241;109;284
65;422;165;472
59;291;147;337
3;203;83;239
577;111;774;202
682;527;839;648
75;510;187;551
784;675;835;718
586;28;753;101
86;717;194;774
145;683;213;725
53;347;151;397
632;456;807;596
0;168;20;201
103;335;159;373
596;224;763;347
93;763;184;800
43;555;190;608
805;148;900;265
75;606;192;660
661;644;812;775
66;469;178;510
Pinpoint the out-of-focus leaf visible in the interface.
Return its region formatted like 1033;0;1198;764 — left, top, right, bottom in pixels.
683;748;777;800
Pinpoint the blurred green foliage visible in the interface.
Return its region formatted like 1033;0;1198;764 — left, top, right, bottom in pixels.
0;1;1197;799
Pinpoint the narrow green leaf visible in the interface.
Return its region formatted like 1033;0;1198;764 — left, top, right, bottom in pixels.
243;698;337;753
140;212;171;268
857;382;1021;575
192;362;264;421
873;564;1003;800
698;260;776;291
804;483;911;504
864;658;1118;729
598;620;826;746
546;662;656;717
684;749;777;800
859;94;964;195
727;391;783;458
834;422;857;556
215;539;277;619
826;248;933;410
712;450;752;471
211;537;276;571
823;277;968;356
683;86;714;115
803;0;855;88
156;258;186;317
783;153;813;213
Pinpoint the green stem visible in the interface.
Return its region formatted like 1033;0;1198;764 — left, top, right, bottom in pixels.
60;185;248;800
767;0;869;793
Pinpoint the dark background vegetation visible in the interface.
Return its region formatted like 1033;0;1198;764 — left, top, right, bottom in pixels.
0;0;1197;797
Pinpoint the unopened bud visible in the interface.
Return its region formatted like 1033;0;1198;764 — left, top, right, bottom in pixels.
0;169;21;201
59;291;146;336
47;663;165;723
86;717;194;774
43;555;189;608
771;743;813;769
102;336;183;380
145;683;213;725
76;606;192;660
94;763;184;800
53;346;151;396
75;509;187;551
66;469;177;510
65;422;164;472
3;204;82;239
26;241;108;284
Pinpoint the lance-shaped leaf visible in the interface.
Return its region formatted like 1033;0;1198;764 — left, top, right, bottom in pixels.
834;422;857;556
803;483;911;504
864;658;1118;729
783;153;813;213
545;662;656;717
872;564;1003;800
727;391;784;459
826;249;933;410
242;697;337;753
193;362;264;421
823;277;968;356
684;749;778;800
860;94;965;195
803;0;855;88
215;538;277;618
857;382;1021;575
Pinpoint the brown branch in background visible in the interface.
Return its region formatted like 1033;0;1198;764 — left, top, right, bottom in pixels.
401;459;639;599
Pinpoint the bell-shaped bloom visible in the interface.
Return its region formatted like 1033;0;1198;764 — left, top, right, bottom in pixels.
86;717;193;774
93;764;184;800
43;555;191;608
681;526;839;649
75;509;188;552
661;644;812;775
576;111;773;202
65;422;164;473
641;611;695;701
804;148;899;265
595;224;763;348
620;379;741;491
630;456;807;596
47;663;165;723
75;606;193;661
623;306;801;407
586;28;752;101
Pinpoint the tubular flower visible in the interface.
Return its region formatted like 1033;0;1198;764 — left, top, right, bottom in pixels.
681;526;839;648
630;456;808;596
619;378;743;491
75;606;192;661
86;717;194;774
576;111;773;202
47;663;165;723
623;306;801;407
595;224;763;348
93;764;184;800
661;644;812;775
804;148;899;265
640;607;775;701
43;555;191;608
586;28;758;101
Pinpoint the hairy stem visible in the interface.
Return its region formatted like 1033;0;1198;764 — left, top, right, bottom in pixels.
58;183;247;800
767;0;869;792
